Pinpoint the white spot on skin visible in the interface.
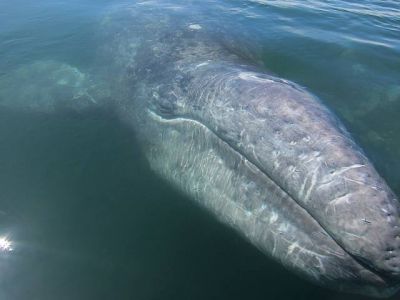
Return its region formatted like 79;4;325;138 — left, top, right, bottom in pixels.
195;62;209;68
288;242;299;255
254;204;267;215
341;176;379;191
278;223;289;233
342;231;369;243
287;241;325;259
298;153;308;161
287;165;296;173
188;24;202;30
238;72;274;83
272;150;280;158
329;193;351;206
304;164;320;201
303;151;321;164
298;175;308;198
271;236;277;255
328;164;365;177
270;212;278;223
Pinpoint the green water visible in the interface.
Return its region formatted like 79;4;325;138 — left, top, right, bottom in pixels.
0;0;399;299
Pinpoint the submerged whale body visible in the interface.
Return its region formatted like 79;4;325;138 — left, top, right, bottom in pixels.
2;1;400;297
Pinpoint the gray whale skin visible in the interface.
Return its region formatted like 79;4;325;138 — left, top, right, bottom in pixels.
2;2;400;298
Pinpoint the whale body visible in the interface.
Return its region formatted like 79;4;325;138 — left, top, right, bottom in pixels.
1;1;400;297
102;2;400;297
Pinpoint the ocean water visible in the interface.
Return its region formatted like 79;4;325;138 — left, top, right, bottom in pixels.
0;0;399;299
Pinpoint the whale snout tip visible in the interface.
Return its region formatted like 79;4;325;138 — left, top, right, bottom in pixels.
380;241;400;279
311;167;400;296
351;198;400;297
372;270;400;299
346;252;400;298
364;202;400;279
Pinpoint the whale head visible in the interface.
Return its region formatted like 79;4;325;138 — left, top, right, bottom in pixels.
143;59;400;297
96;4;400;297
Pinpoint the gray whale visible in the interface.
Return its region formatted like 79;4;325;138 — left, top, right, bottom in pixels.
103;2;400;297
1;1;400;297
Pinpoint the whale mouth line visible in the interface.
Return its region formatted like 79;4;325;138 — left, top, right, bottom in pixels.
148;108;393;283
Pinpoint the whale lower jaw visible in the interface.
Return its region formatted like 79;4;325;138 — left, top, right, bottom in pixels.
145;109;397;297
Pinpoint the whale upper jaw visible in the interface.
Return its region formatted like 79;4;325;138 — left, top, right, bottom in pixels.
144;58;400;296
183;63;400;287
147;106;400;298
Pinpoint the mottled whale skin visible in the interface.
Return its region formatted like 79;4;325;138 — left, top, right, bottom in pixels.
101;3;400;297
1;1;399;297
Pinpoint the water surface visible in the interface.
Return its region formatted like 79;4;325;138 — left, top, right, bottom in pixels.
0;0;399;299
